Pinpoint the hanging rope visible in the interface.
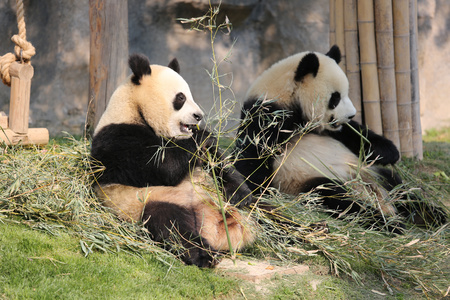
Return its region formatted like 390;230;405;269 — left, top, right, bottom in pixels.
0;0;36;87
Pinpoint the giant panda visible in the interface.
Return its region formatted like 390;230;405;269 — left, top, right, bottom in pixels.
235;45;446;232
90;54;254;267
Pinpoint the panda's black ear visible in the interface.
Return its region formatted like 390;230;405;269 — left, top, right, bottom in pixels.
168;58;180;73
129;54;152;85
326;45;341;64
295;53;320;82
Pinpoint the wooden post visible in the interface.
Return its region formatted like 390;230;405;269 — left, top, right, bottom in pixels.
0;62;49;146
344;0;362;123
335;0;346;72
393;0;413;157
358;0;383;134
9;62;33;134
330;0;336;46
374;0;401;150
409;0;423;159
87;0;128;135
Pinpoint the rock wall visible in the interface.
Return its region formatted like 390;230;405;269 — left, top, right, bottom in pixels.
0;0;448;136
417;0;450;131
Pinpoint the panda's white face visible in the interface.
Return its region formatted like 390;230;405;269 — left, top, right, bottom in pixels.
295;52;356;132
130;59;204;139
245;47;356;133
94;55;204;139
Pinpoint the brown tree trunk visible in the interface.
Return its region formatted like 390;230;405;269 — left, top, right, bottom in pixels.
87;0;128;136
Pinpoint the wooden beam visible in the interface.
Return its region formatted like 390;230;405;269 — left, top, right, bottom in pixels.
87;0;128;135
0;128;49;146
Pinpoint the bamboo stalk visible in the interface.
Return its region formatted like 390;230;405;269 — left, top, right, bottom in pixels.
357;0;382;134
344;0;362;123
335;0;346;72
409;0;423;159
393;0;413;157
374;0;400;150
330;0;336;46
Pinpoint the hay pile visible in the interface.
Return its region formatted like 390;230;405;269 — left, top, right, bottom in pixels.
0;135;448;296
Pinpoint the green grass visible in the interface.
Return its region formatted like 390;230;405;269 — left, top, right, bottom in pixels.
0;222;239;299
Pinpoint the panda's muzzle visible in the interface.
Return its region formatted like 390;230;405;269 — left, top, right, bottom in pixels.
180;113;203;134
180;123;199;133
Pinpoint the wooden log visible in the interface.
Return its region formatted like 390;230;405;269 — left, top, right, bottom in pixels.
335;0;346;72
0;128;49;146
330;0;336;46
393;0;413;157
344;0;362;123
87;0;128;135
409;0;423;159
374;0;400;150
358;0;383;134
0;112;7;129
8;62;34;134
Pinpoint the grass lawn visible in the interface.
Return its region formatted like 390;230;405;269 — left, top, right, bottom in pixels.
0;128;449;299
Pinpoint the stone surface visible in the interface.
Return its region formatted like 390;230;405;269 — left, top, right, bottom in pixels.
0;0;448;136
417;0;450;131
217;258;309;283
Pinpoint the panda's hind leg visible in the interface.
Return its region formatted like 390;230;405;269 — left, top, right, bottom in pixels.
142;201;219;268
301;177;404;234
373;167;448;228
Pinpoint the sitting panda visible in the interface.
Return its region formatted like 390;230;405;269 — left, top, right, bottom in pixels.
235;45;446;232
91;54;254;267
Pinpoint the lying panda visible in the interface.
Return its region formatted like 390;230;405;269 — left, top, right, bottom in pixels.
235;45;446;232
91;54;254;267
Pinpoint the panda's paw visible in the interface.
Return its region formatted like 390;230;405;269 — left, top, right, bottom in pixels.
228;191;253;208
370;143;400;165
182;244;221;268
225;179;253;207
193;130;217;150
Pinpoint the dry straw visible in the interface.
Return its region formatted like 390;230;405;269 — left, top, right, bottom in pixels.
0;135;448;296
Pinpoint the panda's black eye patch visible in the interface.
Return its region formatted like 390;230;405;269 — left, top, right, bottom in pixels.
173;93;186;110
328;92;341;109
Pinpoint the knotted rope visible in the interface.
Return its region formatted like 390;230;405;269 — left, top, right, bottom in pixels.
0;0;36;86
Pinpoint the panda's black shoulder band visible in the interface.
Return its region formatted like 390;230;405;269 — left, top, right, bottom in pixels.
129;53;152;85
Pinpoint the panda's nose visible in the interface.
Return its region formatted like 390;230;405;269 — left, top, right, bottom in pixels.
348;114;355;120
194;113;203;122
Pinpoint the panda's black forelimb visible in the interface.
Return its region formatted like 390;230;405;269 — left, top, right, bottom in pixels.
328;120;400;165
142;201;219;268
215;165;254;207
193;129;253;207
91;124;205;187
235;97;305;194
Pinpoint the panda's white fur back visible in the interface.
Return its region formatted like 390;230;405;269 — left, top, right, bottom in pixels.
272;134;359;194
